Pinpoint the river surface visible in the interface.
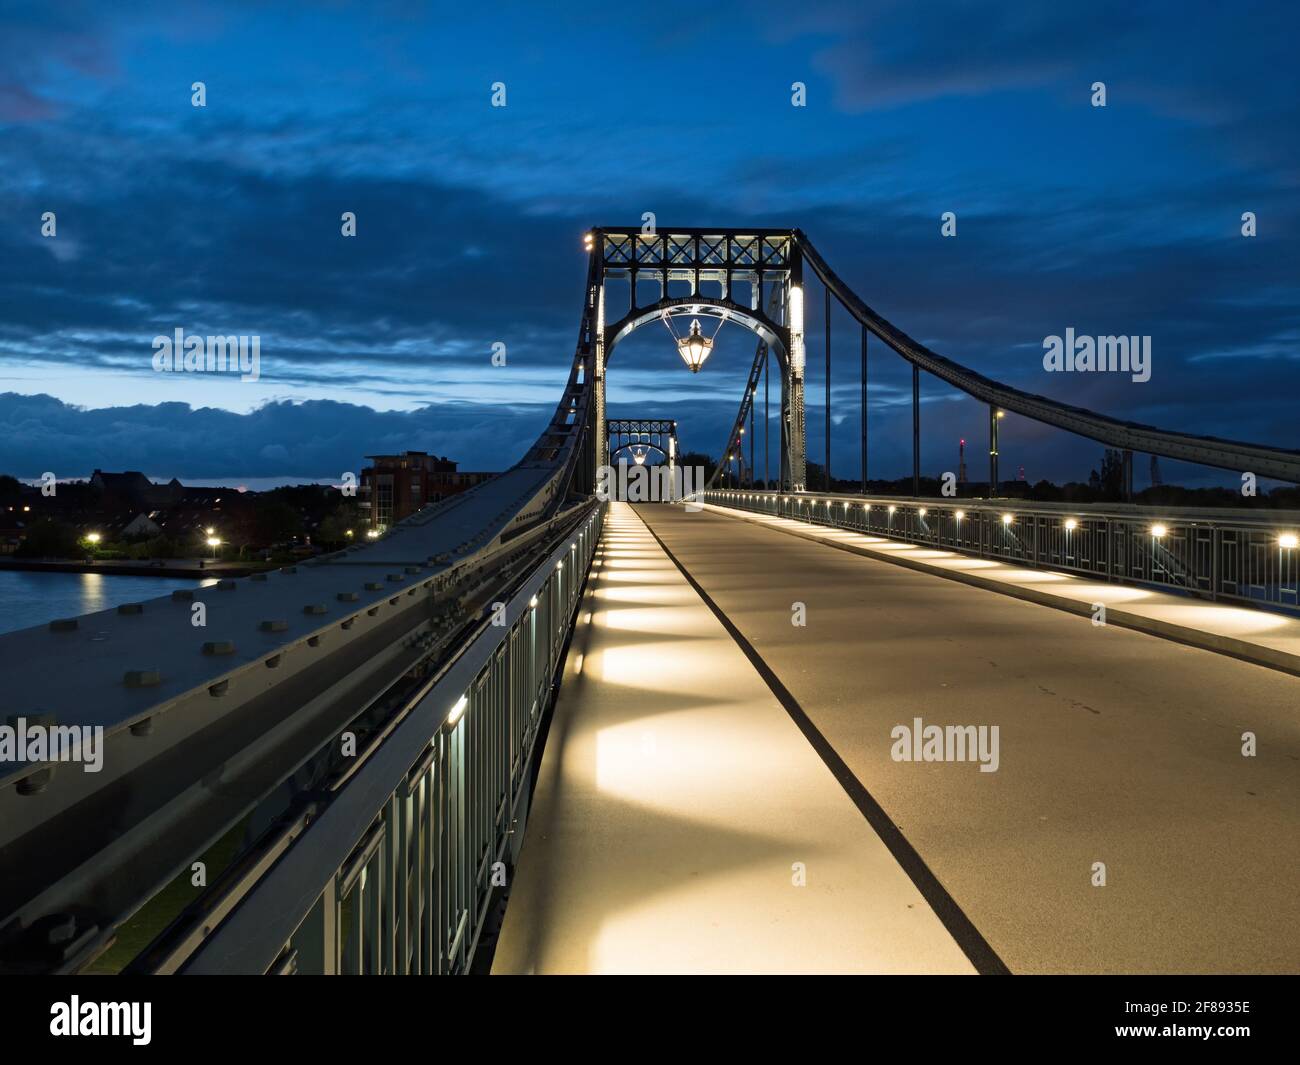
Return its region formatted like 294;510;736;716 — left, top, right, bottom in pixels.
0;569;215;636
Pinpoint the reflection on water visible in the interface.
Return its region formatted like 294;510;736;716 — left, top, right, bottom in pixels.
0;569;216;636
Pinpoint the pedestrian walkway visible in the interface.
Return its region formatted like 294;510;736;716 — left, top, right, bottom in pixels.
491;502;975;975
699;502;1300;677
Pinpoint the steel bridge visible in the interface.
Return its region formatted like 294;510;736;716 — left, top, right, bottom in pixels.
2;227;1299;975
606;418;678;470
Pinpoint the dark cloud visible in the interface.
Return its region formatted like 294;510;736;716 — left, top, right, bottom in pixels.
0;392;545;480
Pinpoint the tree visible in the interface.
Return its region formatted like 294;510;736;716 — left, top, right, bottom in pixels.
252;499;304;546
14;519;80;558
316;502;364;547
1089;449;1126;501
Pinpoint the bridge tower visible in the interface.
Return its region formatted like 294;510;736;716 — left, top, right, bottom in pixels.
606;418;679;474
588;228;807;491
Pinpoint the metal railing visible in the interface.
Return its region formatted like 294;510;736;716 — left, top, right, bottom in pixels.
701;490;1300;614
160;503;603;974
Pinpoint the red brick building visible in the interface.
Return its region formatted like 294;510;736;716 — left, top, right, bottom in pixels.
360;452;494;531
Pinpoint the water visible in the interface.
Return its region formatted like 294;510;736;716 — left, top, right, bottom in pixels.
0;569;216;636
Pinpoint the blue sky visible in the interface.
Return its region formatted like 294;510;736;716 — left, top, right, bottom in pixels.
0;0;1297;485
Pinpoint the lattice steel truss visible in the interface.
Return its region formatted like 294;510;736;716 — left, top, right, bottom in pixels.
606;418;679;467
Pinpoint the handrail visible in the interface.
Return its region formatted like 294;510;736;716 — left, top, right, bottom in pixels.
704;488;1300;615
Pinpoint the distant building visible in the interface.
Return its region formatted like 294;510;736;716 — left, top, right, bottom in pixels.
120;513;163;538
360;451;494;530
89;470;184;511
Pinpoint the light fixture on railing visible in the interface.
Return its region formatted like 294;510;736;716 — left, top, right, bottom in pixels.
1280;532;1299;550
1064;518;1078;531
955;510;965;521
1151;523;1167;538
918;508;927;518
1001;513;1013;525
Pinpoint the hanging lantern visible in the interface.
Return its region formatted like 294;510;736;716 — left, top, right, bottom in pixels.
676;319;714;373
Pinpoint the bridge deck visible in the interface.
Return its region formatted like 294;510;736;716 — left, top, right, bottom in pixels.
699;501;1300;676
609;503;1299;973
491;503;976;975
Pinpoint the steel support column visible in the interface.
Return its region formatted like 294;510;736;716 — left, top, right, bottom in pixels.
764;350;770;489
989;405;1000;497
749;386;755;488
786;253;807;491
861;324;868;494
594;284;607;484
825;285;832;491
912;362;920;497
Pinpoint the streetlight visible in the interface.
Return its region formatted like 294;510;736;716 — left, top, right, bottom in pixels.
676;319;714;373
86;532;101;545
206;536;221;560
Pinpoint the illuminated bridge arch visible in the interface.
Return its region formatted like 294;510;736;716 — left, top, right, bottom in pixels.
606;418;679;468
604;298;789;372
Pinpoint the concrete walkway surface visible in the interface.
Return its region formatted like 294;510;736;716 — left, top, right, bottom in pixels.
700;502;1300;678
492;503;976;975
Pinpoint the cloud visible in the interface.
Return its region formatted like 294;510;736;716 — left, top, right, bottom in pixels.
0;392;549;480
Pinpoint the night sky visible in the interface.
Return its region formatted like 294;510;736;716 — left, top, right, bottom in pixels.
1;1;1297;488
